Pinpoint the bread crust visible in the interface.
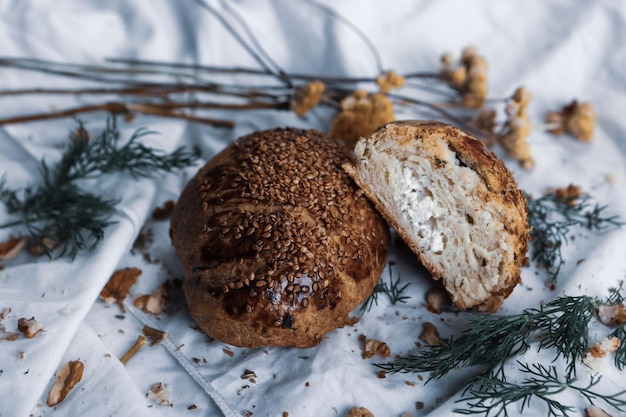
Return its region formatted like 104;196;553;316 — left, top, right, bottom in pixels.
170;128;389;347
343;121;529;312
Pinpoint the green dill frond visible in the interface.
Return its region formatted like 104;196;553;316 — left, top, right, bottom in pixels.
456;362;626;417
376;312;532;379
360;265;411;313
0;117;198;259
376;295;596;380
525;191;623;284
531;296;595;378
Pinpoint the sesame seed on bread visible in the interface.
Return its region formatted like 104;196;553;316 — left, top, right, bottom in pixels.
170;128;389;347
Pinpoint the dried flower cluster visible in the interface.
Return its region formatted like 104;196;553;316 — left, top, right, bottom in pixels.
440;47;488;109
17;317;45;338
547;100;596;141
329;90;395;149
376;70;405;93
498;86;534;169
290;80;326;116
361;337;391;359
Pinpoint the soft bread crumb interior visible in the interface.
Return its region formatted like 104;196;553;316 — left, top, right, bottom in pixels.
353;128;515;306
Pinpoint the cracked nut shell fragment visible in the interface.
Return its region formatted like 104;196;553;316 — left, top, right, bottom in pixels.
47;360;84;407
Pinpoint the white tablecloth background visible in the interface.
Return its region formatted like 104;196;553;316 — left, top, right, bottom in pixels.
1;1;626;416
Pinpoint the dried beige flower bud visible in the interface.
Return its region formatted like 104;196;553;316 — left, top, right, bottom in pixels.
554;184;583;205
546;100;595;142
346;407;375;417
440;46;489;109
498;86;534;169
134;281;170;315
18;317;44;338
47;360;84;407
147;382;170;406
290;81;326;117
329;90;395;150
376;70;405;93
425;288;449;314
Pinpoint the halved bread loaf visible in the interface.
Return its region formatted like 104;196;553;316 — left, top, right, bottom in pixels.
343;121;529;312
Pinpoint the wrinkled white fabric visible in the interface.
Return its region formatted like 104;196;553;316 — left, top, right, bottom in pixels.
1;1;625;416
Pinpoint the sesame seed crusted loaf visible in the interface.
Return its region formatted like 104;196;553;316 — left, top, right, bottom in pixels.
343;121;529;312
170;128;390;347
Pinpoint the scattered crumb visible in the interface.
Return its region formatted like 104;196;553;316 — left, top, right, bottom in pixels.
425;288;448;314
419;322;441;346
152;199;175;220
17;351;24;359
188;404;197;410
241;369;257;380
405;381;415;387
604;173;617;184
376;371;386;379
223;348;235;357
416;402;424;410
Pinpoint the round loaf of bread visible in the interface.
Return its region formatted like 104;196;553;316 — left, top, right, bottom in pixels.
170;128;390;347
343;121;529;312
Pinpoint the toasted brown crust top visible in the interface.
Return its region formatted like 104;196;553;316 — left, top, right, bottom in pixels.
170;128;389;347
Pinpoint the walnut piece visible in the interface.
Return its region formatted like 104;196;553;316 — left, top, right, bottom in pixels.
133;281;170;315
0;235;27;260
99;267;142;304
361;338;390;359
47;360;84;407
419;322;441;346
18;317;45;338
147;382;170;406
346;407;374;417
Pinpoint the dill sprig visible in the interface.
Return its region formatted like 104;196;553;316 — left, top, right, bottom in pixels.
376;295;596;379
525;191;623;283
361;266;411;312
456;362;626;417
0;117;198;259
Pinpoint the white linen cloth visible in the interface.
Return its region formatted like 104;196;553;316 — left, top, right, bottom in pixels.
1;1;625;416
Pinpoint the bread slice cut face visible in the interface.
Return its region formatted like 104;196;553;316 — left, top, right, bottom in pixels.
343;121;529;312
